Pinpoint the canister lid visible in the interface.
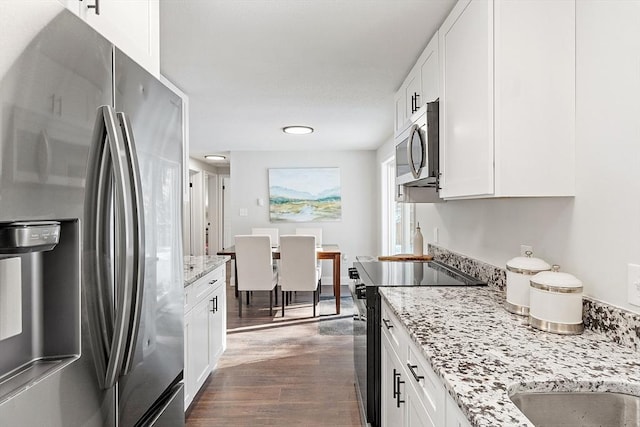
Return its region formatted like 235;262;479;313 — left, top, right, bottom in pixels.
506;251;551;274
530;265;583;293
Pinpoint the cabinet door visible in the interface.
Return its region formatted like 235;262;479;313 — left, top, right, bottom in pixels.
381;337;405;427
394;90;407;136
183;310;193;409
439;0;494;198
79;0;159;76
419;32;439;105
190;295;213;394
446;397;472;427
406;381;434;427
209;282;226;365
405;73;421;118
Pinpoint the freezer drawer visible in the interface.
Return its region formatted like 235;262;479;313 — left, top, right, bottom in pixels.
138;383;184;427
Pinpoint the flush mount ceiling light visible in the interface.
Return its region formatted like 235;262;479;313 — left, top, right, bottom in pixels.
204;154;226;161
283;126;314;135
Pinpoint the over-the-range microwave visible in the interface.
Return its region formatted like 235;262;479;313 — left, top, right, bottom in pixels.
395;99;439;188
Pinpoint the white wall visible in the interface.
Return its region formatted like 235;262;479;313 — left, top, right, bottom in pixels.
407;1;640;312
229;150;377;284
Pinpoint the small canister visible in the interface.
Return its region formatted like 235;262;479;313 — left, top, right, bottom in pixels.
505;251;551;315
529;265;584;335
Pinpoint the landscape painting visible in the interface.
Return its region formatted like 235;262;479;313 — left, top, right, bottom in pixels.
268;168;341;222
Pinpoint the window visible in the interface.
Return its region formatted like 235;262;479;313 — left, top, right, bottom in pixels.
381;156;415;254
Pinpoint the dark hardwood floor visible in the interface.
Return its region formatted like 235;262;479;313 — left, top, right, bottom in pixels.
186;263;363;426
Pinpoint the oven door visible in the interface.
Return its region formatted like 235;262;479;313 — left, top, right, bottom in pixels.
350;283;368;425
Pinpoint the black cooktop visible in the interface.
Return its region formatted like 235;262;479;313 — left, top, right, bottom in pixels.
354;257;486;287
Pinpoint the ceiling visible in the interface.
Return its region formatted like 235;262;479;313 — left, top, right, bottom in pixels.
159;0;456;162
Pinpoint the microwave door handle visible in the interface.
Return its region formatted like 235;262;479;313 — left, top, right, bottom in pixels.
407;125;419;179
116;111;146;376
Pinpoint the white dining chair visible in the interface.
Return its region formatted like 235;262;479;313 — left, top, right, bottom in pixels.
234;235;278;317
251;227;279;247
296;227;324;292
278;235;320;317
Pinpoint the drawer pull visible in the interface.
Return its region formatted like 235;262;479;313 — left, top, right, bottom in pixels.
396;374;405;408
393;368;401;398
382;318;394;329
407;363;424;382
210;296;219;313
209;279;218;285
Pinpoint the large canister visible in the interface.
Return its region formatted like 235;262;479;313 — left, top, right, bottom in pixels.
529;265;584;335
505;251;551;315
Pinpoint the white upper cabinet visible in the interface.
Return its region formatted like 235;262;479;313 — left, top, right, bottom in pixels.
395;32;439;137
439;0;493;198
59;0;159;76
439;0;575;199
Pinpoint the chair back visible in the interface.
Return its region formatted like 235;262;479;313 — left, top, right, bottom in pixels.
295;227;322;247
235;235;276;291
279;235;318;292
251;227;279;247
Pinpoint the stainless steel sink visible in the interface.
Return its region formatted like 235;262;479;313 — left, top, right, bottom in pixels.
509;391;640;427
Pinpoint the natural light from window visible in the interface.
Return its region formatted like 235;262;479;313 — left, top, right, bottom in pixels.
381;157;415;255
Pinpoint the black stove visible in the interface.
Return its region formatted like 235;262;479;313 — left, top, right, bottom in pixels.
349;258;486;427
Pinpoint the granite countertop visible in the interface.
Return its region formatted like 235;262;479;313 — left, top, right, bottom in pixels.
184;255;230;286
379;286;640;426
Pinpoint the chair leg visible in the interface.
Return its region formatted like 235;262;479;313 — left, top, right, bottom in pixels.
269;290;273;316
275;286;278;305
239;291;242;317
282;291;285;317
313;290;317;317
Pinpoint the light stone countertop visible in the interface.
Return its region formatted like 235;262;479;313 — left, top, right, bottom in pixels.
183;255;230;286
379;286;640;426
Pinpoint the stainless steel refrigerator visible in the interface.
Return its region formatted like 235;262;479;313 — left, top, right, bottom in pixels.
0;3;184;426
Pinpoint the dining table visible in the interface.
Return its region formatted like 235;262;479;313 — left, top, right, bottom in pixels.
217;244;343;314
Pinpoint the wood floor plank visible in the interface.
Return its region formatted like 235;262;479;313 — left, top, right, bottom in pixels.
186;265;363;426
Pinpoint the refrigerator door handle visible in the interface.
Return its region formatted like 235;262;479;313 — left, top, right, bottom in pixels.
84;105;137;390
116;111;146;375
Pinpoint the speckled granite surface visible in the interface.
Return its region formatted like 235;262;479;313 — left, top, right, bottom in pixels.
184;255;229;286
428;244;640;351
380;286;640;427
429;244;506;291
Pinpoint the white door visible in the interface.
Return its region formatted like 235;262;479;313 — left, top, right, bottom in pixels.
221;175;232;249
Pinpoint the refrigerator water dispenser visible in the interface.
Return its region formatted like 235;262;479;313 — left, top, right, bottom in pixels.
0;220;80;404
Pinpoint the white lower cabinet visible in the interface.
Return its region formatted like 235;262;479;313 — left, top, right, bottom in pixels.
184;264;227;410
381;337;405;426
381;300;471;427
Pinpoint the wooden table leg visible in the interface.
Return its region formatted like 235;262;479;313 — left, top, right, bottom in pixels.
234;258;239;298
334;253;341;314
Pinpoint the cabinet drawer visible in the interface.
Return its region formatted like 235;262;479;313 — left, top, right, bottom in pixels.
185;266;225;313
380;302;404;356
406;340;446;426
